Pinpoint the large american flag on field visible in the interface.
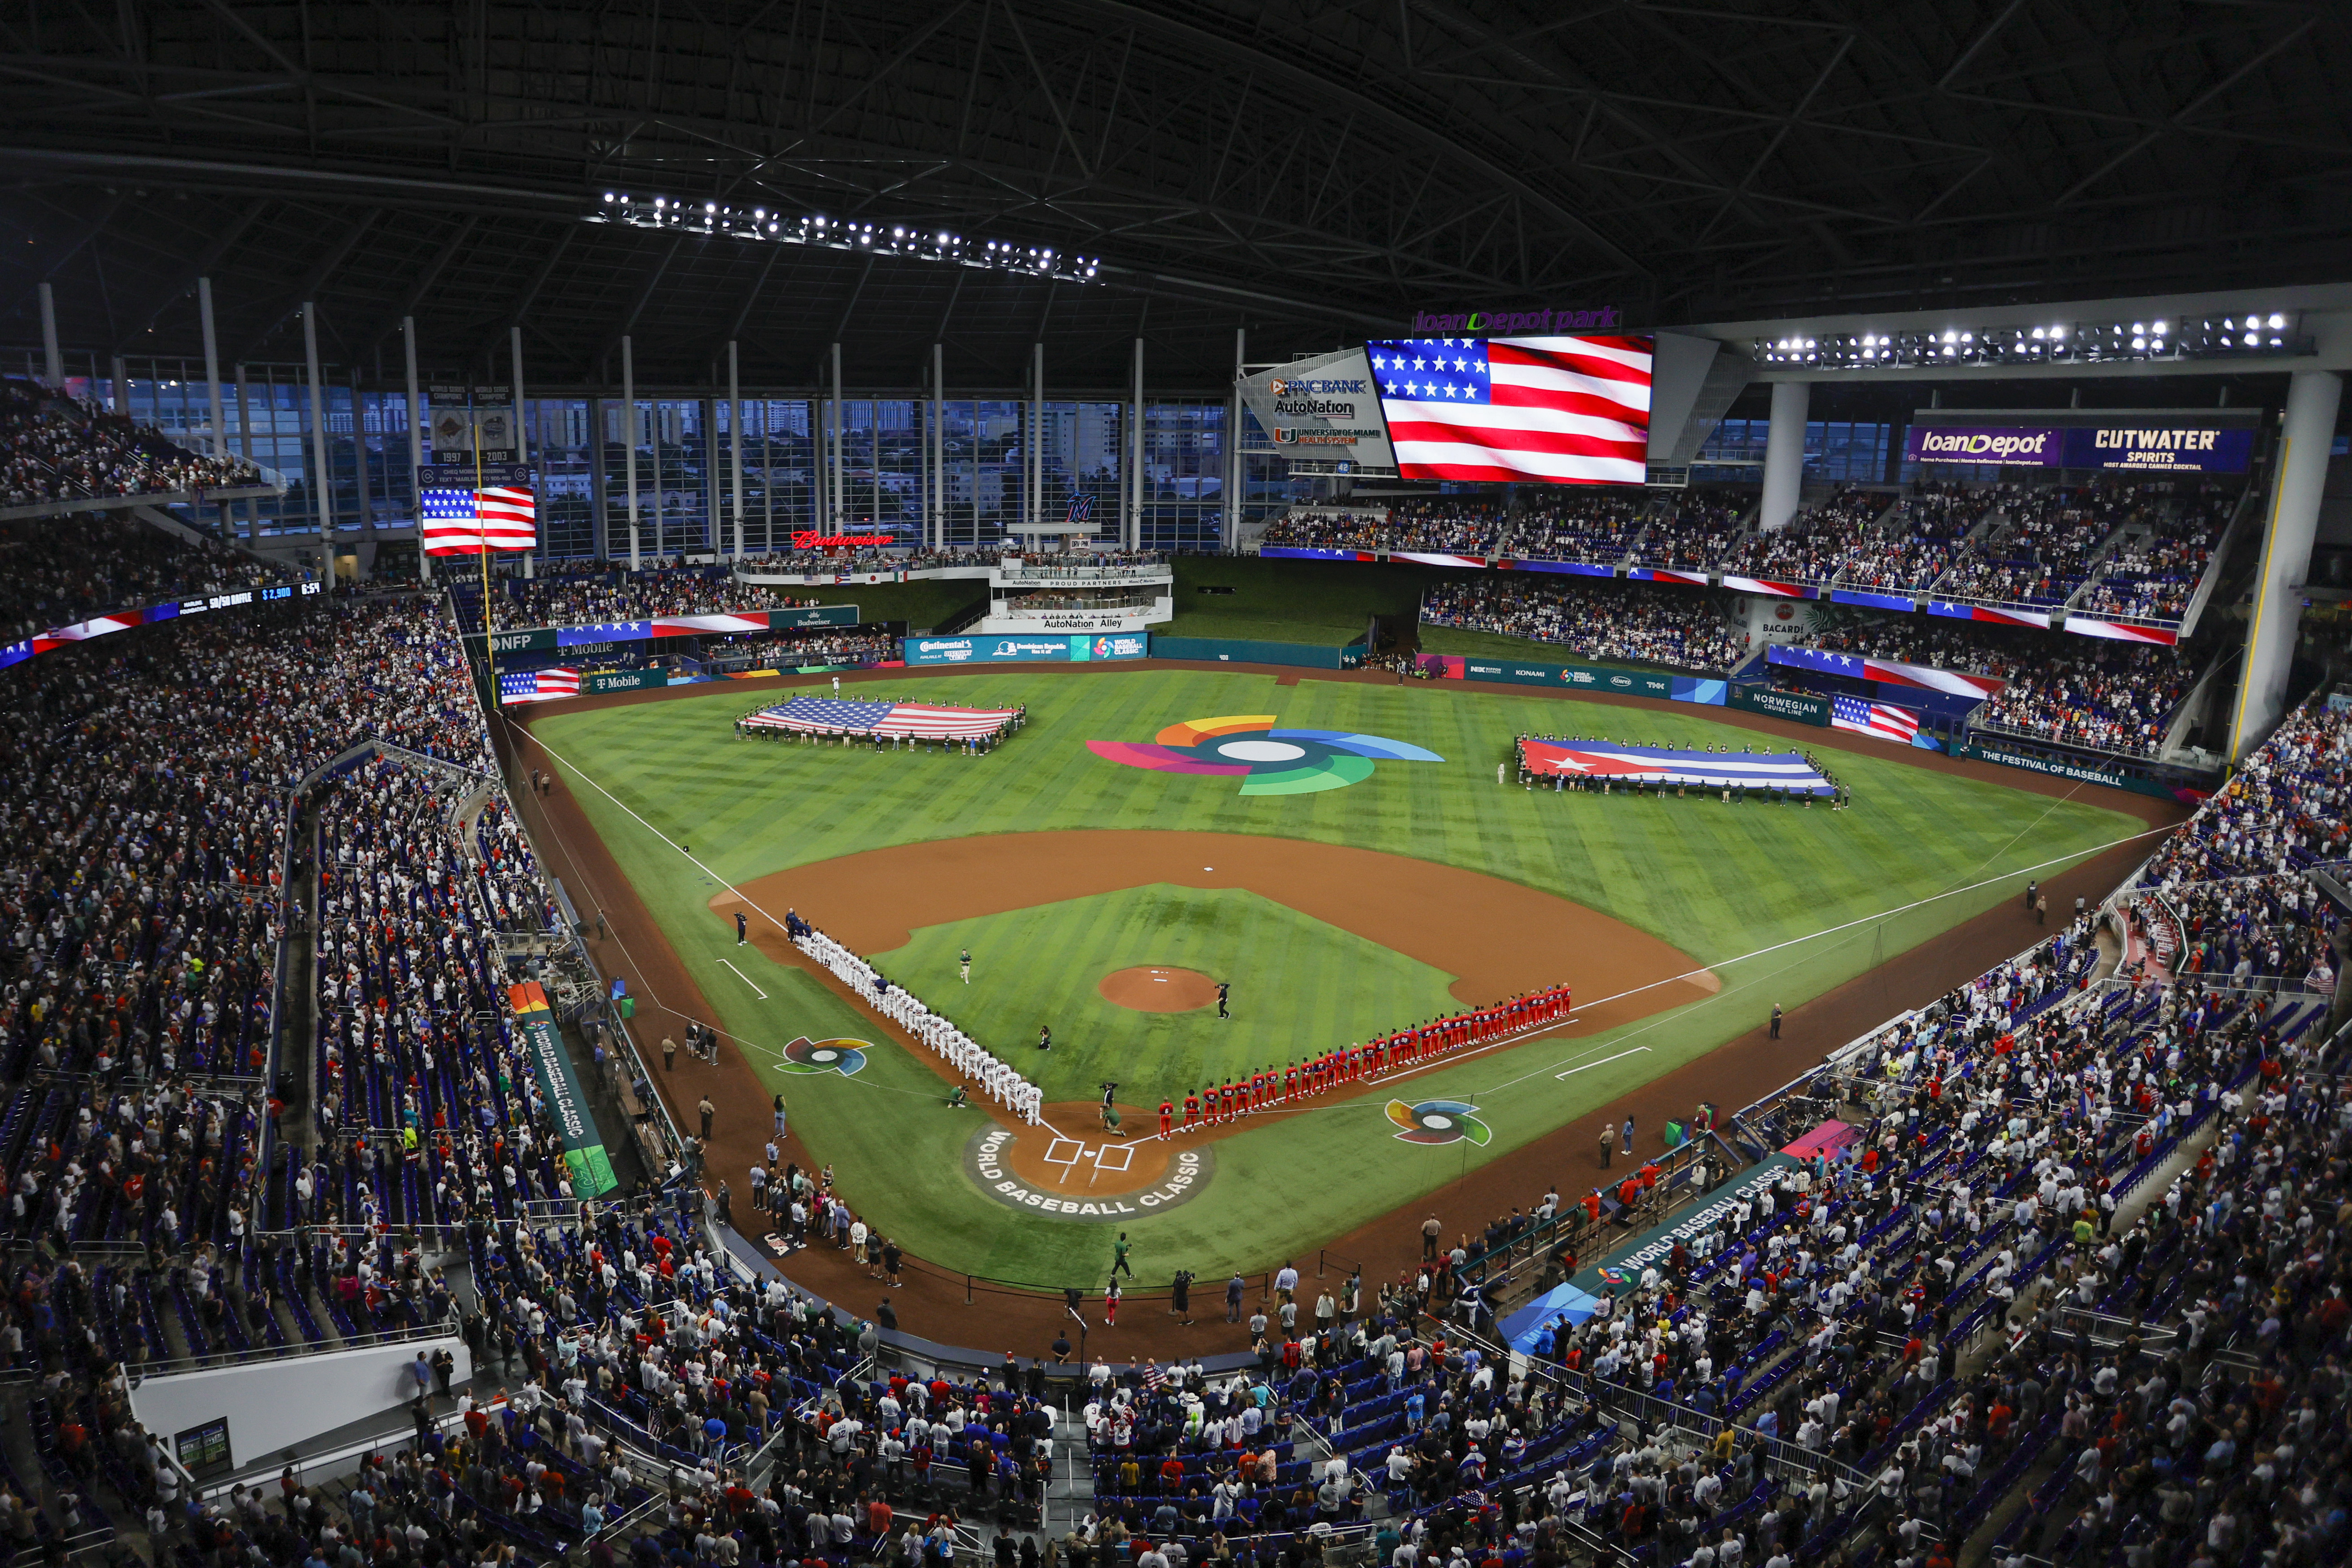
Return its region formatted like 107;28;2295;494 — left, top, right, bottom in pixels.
1830;697;1922;745
421;487;537;554
745;697;1017;738
1366;335;1651;485
497;667;580;705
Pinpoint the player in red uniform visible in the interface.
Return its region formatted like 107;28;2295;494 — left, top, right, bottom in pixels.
1158;1100;1174;1139
1183;1090;1201;1128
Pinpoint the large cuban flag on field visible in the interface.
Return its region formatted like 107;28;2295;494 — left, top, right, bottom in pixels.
1521;740;1834;796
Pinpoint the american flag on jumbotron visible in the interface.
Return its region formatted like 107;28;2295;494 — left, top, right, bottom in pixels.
1830;696;1922;744
498;667;580;705
743;697;1017;739
1366;335;1651;485
421;487;537;554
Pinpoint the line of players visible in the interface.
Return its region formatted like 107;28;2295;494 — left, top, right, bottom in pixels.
1154;983;1574;1138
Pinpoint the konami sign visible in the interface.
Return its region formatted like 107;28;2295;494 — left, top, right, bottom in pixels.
790;530;896;549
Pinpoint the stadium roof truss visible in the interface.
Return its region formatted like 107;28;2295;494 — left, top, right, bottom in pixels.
1;1;2349;391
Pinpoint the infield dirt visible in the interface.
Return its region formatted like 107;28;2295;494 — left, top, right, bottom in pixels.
1099;966;1220;1013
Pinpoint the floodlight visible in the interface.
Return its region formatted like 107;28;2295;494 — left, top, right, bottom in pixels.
2269;313;2286;329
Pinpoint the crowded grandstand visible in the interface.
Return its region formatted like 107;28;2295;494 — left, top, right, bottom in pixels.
8;9;2352;1568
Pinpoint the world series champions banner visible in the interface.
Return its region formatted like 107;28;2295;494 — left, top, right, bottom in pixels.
507;981;619;1198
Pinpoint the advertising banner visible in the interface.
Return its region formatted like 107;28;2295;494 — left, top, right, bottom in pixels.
0;581;319;672
2062;426;2251;473
1906;424;2252;474
1572;1156;1798;1295
904;633;1148;665
1830;588;1917;612
483;628;559;655
584;668;663;694
1504;559;1616;577
770;604;862;628
1927;601;2051;628
1727;685;1832;726
1904;426;2062;465
1237;346;1399;474
1767;644;2002;699
1259;547;1376;562
1959;743;2199;802
506;983;618;1198
1417;654;1675;698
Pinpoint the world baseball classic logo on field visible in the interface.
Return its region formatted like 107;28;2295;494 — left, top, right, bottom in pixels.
1385;1098;1492;1146
776;1036;869;1076
1087;714;1443;796
961;1126;1215;1219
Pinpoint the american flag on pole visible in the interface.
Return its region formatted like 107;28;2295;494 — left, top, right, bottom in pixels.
1830;697;1922;744
421;486;537;554
1366;335;1651;485
497;667;580;705
744;697;1018;738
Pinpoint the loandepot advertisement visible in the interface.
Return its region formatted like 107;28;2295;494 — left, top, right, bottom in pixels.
904;633;1149;665
507;982;619;1198
1237;345;1398;475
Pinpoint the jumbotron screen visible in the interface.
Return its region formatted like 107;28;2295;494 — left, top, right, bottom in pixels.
1363;334;1652;484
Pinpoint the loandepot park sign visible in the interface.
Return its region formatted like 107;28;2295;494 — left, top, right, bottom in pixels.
1409;304;1624;334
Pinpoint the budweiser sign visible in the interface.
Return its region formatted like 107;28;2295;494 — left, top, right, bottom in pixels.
790;530;895;550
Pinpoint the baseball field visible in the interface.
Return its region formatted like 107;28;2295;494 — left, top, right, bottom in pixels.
520;661;2151;1291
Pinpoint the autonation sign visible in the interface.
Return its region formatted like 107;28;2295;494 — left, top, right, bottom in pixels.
905;633;1148;665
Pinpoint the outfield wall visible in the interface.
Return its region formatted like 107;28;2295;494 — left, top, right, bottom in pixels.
1153;636;1364;669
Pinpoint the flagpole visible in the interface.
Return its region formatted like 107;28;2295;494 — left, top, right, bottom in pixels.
476;398;495;710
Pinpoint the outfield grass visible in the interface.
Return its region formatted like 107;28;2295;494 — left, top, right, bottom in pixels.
534;668;2144;1285
886;886;1464;1104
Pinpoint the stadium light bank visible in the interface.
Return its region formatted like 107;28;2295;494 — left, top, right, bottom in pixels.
1754;311;2305;369
587;193;1102;285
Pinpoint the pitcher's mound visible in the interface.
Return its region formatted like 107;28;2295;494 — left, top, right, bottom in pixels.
1099;966;1220;1012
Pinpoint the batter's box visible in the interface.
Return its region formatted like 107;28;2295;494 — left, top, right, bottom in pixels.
1042;1138;1088;1167
1091;1143;1135;1173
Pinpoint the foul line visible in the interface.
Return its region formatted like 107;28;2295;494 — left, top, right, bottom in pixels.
1556;1046;1650;1080
716;957;768;998
513;727;1076;1140
1561;821;2177;1023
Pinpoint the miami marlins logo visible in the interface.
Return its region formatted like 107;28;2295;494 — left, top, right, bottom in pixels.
1385;1098;1492;1146
777;1037;869;1076
1088;714;1444;796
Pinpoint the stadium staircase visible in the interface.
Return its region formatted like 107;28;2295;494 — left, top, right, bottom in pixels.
1046;1405;1097;1537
